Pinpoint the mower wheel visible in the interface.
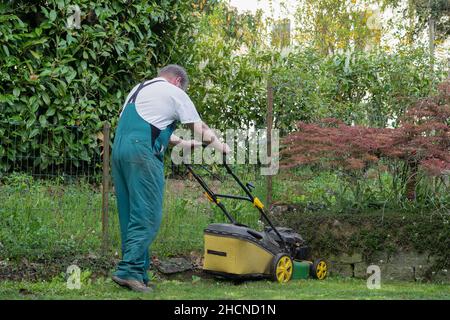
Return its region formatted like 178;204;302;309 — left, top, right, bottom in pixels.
310;259;328;280
271;253;293;283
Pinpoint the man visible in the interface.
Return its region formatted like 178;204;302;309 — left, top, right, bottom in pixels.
111;64;230;293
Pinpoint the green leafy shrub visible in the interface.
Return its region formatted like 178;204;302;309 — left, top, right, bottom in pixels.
0;0;198;173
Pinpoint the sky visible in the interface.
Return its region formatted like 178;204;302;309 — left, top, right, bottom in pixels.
228;0;295;17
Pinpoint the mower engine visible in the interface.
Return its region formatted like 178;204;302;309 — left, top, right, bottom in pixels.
264;227;311;261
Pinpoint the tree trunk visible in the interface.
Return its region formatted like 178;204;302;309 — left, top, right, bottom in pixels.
405;161;418;201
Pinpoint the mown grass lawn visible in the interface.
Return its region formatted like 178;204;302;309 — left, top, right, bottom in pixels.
1;277;449;300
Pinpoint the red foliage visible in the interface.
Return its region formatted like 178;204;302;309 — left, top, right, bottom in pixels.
281;80;450;177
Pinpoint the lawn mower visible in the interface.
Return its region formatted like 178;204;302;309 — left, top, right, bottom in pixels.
184;157;328;283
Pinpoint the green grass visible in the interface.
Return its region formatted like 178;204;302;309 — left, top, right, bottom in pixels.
0;276;449;300
0;171;265;262
271;167;450;214
0;174;104;260
1;167;446;264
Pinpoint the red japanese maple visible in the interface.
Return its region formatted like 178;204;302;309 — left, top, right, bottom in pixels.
281;80;450;200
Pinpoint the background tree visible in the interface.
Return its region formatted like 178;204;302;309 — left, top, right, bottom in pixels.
183;3;270;131
389;0;450;45
294;0;384;55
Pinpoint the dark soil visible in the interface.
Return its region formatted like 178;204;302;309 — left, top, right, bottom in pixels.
0;253;210;282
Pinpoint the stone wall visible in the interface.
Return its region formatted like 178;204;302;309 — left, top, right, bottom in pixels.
328;252;449;283
270;205;450;283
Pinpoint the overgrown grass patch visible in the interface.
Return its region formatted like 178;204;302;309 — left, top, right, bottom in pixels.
0;276;448;300
0;174;104;261
0;171;264;265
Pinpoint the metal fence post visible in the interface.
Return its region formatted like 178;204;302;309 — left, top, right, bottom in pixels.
101;122;111;253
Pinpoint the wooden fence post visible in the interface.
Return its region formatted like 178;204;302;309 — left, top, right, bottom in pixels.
448;56;450;79
101;122;111;253
266;77;274;209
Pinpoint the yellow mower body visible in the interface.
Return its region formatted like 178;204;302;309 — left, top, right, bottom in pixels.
202;223;327;282
203;223;289;279
203;233;273;276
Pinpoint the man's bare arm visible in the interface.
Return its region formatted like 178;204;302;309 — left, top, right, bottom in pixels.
169;134;202;149
186;121;231;154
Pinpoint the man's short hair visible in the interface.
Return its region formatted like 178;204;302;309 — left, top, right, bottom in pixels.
158;64;189;91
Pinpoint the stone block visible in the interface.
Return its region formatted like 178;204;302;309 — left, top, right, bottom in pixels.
355;251;426;281
354;262;371;279
329;263;353;278
388;251;429;267
429;269;450;283
332;250;444;282
387;251;433;281
382;264;416;281
328;253;363;264
353;252;389;278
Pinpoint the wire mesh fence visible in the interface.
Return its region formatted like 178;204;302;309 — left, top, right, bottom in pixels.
0;120;267;268
0;121;107;265
0;121;103;181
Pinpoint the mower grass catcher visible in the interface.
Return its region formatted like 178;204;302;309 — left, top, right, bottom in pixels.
185;156;328;283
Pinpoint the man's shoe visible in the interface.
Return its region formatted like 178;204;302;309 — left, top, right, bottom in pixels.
112;275;153;293
111;275;128;287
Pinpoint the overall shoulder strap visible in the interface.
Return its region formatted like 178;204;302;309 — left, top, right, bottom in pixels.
127;79;165;105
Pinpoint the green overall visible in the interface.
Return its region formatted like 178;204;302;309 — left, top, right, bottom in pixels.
112;80;176;283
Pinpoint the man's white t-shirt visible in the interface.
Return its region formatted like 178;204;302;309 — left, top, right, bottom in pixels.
121;77;201;130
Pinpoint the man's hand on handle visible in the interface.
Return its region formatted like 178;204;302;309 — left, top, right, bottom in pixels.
181;139;203;150
188;121;231;154
217;141;231;154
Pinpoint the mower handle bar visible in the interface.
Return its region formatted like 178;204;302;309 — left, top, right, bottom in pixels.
183;148;287;249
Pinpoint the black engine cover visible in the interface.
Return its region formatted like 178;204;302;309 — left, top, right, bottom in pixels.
264;226;310;260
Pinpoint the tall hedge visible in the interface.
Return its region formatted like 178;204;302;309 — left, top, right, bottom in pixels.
0;0;198;173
